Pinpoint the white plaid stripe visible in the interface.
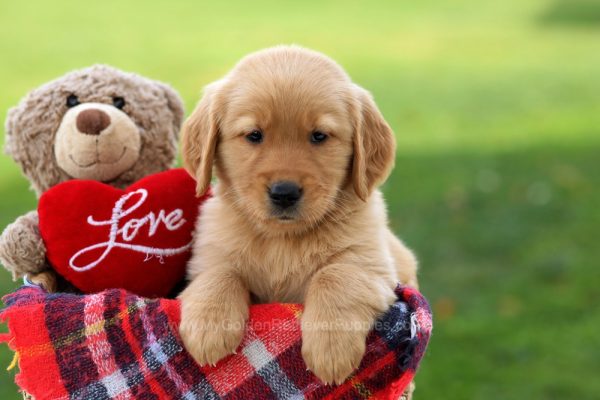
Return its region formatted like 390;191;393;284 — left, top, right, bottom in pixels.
101;370;131;399
242;340;273;370
83;293;132;399
243;340;303;399
138;299;191;396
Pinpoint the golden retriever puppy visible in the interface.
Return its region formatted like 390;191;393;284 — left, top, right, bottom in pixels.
179;45;418;385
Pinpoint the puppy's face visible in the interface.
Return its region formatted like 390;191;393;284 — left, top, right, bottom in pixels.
216;74;355;229
183;47;396;234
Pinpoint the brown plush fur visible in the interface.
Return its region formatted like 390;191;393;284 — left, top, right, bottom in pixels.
179;46;418;385
5;65;183;195
0;65;184;285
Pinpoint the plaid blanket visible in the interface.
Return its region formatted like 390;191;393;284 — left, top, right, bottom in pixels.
1;284;431;400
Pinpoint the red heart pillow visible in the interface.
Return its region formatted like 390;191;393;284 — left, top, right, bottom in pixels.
38;169;208;297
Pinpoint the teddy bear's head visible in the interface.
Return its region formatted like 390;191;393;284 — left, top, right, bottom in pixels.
4;65;184;195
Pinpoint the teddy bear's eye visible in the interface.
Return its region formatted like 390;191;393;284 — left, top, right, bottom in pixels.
112;96;126;110
66;94;80;108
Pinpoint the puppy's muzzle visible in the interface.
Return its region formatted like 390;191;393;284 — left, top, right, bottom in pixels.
269;181;303;210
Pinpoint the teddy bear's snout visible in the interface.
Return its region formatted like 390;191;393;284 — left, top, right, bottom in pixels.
54;102;142;181
76;109;111;135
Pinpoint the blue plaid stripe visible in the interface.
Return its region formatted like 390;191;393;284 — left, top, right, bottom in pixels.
104;291;159;398
143;335;182;371
70;381;110;400
181;379;221;400
243;340;303;399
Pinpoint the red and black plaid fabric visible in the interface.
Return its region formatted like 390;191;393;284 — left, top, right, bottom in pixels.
1;284;431;400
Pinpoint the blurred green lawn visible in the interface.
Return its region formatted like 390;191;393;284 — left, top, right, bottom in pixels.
1;0;599;398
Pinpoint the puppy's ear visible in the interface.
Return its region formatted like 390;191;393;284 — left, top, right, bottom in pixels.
181;82;222;196
351;85;396;201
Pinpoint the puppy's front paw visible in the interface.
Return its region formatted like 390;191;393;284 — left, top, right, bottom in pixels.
301;320;367;385
179;305;246;366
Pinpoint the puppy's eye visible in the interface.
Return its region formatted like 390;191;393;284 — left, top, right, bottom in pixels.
310;131;328;144
66;94;80;108
246;130;263;144
112;96;126;109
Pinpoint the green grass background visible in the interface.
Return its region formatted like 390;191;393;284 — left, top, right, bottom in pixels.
1;0;599;398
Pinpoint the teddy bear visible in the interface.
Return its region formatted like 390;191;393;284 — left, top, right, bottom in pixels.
0;65;184;292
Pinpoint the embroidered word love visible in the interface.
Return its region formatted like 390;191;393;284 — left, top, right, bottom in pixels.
69;189;192;272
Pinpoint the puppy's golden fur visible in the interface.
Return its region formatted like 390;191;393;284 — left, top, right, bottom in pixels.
179;46;418;385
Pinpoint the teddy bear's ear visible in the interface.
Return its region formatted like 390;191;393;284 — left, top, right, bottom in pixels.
4;105;19;157
3;84;67;196
157;83;185;138
3;104;32;172
181;82;223;197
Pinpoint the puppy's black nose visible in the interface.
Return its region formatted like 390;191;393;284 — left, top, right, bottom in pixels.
269;181;302;209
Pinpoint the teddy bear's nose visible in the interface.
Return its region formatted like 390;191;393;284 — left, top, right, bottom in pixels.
76;109;111;135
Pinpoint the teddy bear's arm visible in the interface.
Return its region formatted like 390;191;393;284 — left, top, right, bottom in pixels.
0;210;47;280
